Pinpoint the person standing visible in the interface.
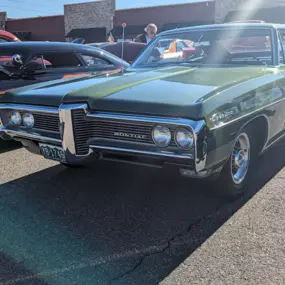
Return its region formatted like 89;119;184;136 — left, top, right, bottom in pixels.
135;23;157;44
107;32;116;43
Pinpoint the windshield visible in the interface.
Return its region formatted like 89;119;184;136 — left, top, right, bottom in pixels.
133;28;273;67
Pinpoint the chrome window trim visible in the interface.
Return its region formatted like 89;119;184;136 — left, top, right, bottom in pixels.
272;28;279;66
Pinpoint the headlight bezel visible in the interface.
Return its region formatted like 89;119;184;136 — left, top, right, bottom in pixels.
175;127;195;150
152;124;172;148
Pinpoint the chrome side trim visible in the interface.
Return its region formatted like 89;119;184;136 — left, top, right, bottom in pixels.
90;145;194;160
209;97;285;131
263;131;285;151
0;104;58;114
1;128;61;144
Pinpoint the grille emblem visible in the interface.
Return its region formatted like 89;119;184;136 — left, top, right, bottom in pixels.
114;132;147;140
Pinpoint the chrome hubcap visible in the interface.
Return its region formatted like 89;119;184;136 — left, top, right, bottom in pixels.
231;133;250;185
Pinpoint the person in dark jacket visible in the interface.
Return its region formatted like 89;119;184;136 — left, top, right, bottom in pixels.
135;23;158;44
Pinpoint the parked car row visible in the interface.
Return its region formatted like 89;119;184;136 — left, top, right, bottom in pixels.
1;22;285;198
0;41;130;94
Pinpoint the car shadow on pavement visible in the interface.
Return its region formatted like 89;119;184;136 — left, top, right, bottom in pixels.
0;139;22;154
0;142;284;285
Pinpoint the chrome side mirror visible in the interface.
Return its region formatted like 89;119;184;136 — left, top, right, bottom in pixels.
12;54;23;67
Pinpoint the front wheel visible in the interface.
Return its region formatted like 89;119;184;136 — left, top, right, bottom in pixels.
216;126;255;199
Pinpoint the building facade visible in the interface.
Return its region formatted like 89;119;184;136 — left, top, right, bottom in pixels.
0;12;7;30
3;0;285;43
5;15;65;41
215;0;285;23
64;0;115;42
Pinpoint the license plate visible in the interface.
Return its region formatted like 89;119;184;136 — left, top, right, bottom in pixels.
39;144;66;163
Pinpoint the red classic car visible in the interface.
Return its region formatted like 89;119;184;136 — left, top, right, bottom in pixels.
0;31;21;43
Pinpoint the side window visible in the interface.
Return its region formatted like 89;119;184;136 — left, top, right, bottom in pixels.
277;29;285;64
81;54;114;67
176;42;183;52
176;41;185;52
28;55;48;70
39;53;83;68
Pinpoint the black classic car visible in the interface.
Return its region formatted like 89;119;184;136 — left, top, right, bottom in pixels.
88;41;147;64
1;23;285;198
0;42;129;94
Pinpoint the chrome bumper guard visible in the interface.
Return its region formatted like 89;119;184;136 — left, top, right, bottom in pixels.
0;103;208;172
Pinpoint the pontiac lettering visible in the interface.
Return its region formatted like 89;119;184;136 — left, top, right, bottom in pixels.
114;132;147;140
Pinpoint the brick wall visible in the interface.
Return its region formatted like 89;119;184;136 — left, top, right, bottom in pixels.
0;12;7;30
6;15;65;41
64;0;115;37
114;1;215;30
215;0;285;23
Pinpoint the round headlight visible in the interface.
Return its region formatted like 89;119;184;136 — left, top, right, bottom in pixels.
23;112;34;128
152;125;171;147
9;111;22;126
175;128;194;150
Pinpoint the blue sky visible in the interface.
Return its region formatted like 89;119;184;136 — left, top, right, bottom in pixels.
0;0;203;18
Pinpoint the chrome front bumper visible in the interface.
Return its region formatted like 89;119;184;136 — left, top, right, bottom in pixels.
0;103;208;172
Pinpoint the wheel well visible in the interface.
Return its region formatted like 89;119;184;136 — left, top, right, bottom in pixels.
245;116;269;154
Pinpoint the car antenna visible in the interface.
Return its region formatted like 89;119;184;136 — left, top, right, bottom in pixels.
121;22;127;74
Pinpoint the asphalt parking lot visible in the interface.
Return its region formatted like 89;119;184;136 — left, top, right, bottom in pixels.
0;140;285;285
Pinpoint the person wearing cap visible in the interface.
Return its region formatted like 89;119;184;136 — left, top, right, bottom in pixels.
135;23;157;44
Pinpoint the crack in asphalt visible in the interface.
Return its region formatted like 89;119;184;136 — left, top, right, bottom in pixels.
109;200;230;285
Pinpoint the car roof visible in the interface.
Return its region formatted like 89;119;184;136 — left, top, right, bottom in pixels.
0;30;20;41
0;30;16;37
160;23;285;36
0;41;101;54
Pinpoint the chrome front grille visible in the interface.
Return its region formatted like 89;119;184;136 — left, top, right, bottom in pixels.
32;113;60;133
72;110;177;156
72;109;90;155
18;112;60;138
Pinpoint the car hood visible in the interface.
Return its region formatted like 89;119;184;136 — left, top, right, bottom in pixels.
1;66;274;117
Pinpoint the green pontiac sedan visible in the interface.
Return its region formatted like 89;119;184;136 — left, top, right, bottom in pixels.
1;23;285;198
